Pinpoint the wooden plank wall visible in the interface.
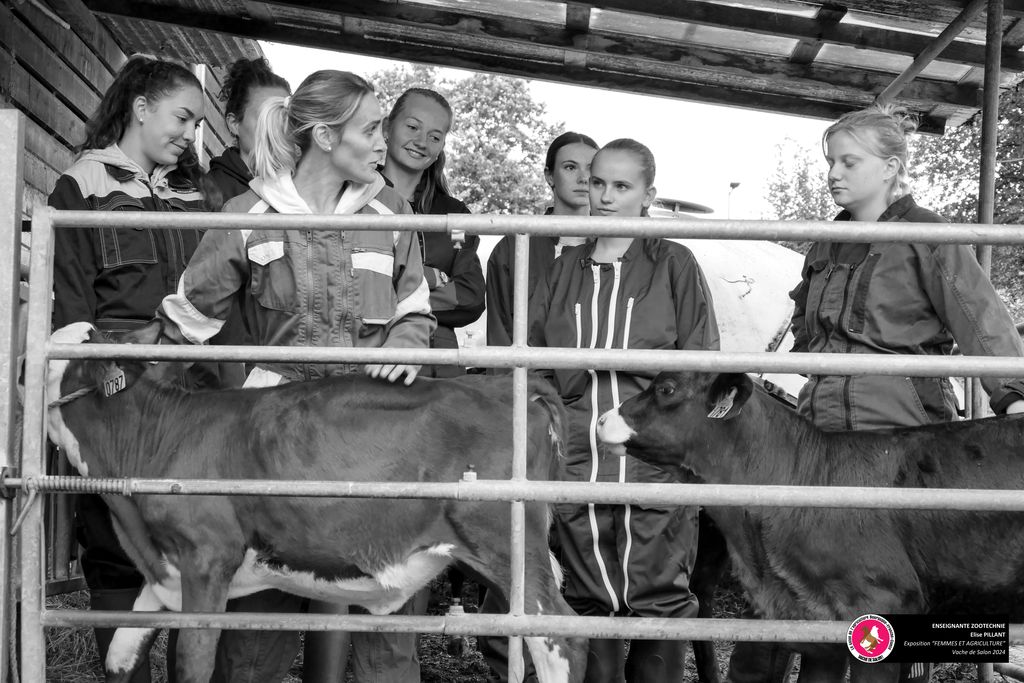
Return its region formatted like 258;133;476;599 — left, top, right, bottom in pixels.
0;0;233;218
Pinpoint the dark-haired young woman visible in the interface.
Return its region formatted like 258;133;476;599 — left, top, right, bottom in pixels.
381;88;484;375
486;131;598;346
48;54;208;683
203;57;290;209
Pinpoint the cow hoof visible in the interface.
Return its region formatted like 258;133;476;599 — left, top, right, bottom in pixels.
446;635;470;658
105;670;135;683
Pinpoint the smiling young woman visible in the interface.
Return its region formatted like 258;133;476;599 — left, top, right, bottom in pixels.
380;88;484;376
48;54;211;683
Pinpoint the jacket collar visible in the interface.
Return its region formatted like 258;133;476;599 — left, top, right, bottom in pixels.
80;145;177;189
835;194;917;223
209;147;251;184
250;172;386;215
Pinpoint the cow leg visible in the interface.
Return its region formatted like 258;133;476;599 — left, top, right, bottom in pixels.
105;583;165;682
690;509;729;683
176;566;233;683
523;552;587;683
796;646;848;683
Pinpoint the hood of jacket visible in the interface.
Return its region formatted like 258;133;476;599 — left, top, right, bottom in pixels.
208;147;251;186
78;144;179;189
250;172;386;215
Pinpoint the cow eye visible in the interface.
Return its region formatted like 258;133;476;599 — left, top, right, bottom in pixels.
657;383;676;397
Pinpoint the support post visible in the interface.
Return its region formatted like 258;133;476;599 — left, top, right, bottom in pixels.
0;107;26;683
21;207;56;682
508;232;531;681
972;0;1003;421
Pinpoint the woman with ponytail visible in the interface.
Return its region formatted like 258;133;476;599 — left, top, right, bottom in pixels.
157;70;434;683
380;88;484;376
780;104;1024;683
48;54;208;683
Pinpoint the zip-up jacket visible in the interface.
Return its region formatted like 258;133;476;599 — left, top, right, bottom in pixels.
158;172;435;381
790;194;1024;430
529;238;720;481
414;190;485;350
50;144;204;332
204;146;252;210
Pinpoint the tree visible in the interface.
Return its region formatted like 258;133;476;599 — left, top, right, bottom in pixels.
765;137;835;253
912;81;1024;319
369;65;563;214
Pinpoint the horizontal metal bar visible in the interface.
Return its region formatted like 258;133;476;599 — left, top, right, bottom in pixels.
45;209;1024;245
45;343;1024;377
39;611;1024;645
8;477;1024;511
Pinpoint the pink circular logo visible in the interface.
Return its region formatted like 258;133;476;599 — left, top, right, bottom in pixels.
847;614;895;662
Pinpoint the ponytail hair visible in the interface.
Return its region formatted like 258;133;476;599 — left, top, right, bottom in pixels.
250;70;374;180
81;54;201;154
596;138;656;216
387;88;454;214
221;58;290;124
823;104;918;204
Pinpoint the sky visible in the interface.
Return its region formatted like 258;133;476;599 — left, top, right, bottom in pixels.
259;41;832;220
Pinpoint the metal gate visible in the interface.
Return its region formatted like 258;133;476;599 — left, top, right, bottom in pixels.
3;111;1024;682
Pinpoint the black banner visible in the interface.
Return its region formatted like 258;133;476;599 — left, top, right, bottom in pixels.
881;615;1008;663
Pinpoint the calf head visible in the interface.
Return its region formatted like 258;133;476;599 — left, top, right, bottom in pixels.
596;371;753;480
46;320;165;475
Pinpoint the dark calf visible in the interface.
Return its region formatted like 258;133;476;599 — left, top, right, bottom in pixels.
597;371;1024;683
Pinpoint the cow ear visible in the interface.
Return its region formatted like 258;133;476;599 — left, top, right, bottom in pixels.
705;373;753;420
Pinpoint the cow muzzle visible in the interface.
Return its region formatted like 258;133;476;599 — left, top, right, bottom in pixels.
596;408;635;456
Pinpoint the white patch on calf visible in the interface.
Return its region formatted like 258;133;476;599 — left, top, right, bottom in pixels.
46;323;94;476
596;408;635;445
549;551;564;589
106;583;164;677
526;635;571;683
371;543;455;613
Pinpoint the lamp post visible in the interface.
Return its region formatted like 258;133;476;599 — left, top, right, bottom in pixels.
727;181;741;219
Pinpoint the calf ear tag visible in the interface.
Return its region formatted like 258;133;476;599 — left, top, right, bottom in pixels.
707;386;738;419
102;367;127;397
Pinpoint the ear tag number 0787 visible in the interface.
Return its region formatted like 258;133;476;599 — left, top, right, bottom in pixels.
102;368;126;397
707;387;738;419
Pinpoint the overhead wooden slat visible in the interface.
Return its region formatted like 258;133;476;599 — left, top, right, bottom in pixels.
82;0;954;132
531;0;1024;70
84;0;979;127
790;4;847;65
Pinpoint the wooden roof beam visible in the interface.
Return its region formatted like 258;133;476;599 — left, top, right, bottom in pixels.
83;0;952;133
542;0;1024;72
876;0;988;104
86;0;982;109
789;4;846;65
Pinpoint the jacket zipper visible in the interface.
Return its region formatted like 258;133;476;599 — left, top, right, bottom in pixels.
582;265;621;613
305;230;314;380
838;262;858;430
